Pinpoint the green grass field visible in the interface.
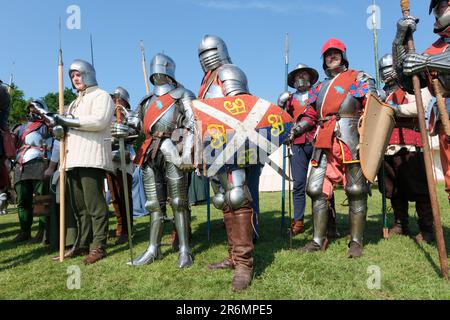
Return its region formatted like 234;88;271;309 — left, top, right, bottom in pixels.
0;185;449;300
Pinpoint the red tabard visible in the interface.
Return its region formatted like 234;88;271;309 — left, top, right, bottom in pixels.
288;96;315;145
198;70;222;99
315;69;359;149
135;94;176;167
386;89;422;147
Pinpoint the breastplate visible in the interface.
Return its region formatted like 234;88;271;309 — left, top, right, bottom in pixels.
144;95;180;134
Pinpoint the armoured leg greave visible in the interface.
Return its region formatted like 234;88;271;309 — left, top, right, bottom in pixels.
345;164;368;246
166;162;193;268
306;153;328;247
312;196;329;247
129;165;165;266
129;211;164;266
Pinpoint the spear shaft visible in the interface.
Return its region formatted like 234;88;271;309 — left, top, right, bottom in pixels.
400;0;448;280
58;19;66;262
140;41;151;95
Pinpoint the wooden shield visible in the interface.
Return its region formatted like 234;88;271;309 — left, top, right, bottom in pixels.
358;93;395;183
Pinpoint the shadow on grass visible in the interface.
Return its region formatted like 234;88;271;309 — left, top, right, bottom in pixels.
327;210;450;278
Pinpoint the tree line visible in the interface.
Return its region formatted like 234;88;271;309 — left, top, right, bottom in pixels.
8;85;77;127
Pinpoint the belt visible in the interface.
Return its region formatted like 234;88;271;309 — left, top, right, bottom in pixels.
150;131;172;159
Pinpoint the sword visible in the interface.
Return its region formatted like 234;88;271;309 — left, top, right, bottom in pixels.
115;104;135;265
266;158;292;182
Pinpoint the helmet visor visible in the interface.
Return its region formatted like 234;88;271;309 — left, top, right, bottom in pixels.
433;1;449;18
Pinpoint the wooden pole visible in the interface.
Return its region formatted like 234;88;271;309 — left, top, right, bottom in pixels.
432;79;450;136
58;46;66;263
400;0;448;280
140;41;151;95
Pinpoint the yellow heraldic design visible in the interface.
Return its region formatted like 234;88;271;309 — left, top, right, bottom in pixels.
267;114;285;137
207;124;227;149
237;148;258;167
224;98;247;116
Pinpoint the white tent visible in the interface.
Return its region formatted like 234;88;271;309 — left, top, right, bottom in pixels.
259;139;445;192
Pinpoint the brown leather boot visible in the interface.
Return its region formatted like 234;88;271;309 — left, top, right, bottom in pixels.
208;208;234;270
13;231;31;243
30;230;44;244
290;220;304;236
388;221;410;236
230;207;254;291
298;239;328;253
415;200;434;244
389;198;410;237
347;241;363;258
82;247;107;265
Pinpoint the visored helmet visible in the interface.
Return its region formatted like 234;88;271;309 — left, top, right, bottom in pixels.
198;35;232;72
149;53;176;85
429;0;450;34
378;54;397;84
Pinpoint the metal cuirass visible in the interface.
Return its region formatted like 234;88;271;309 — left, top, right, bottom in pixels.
316;78;363;157
16;130;45;164
142;95;181;135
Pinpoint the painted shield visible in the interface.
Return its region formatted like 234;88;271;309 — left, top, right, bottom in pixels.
358;93;395;183
192;94;293;177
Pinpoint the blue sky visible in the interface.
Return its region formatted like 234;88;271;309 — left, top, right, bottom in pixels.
0;0;436;108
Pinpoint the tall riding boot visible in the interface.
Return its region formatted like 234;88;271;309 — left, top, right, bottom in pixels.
208;207;234;270
415;200;434;243
299;195;329;253
128;210;164;266
389;197;410;236
174;208;193;268
231;206;254;291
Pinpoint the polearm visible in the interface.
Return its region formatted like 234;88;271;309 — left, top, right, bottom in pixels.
281;32;289;235
371;0;388;239
114;104;135;265
399;0;448;280
140;40;151;95
58;19;66;262
90;34;95;67
8;65;14;96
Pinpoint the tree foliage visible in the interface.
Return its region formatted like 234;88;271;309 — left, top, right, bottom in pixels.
42;88;77;113
8;85;29;127
7;86;77;127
